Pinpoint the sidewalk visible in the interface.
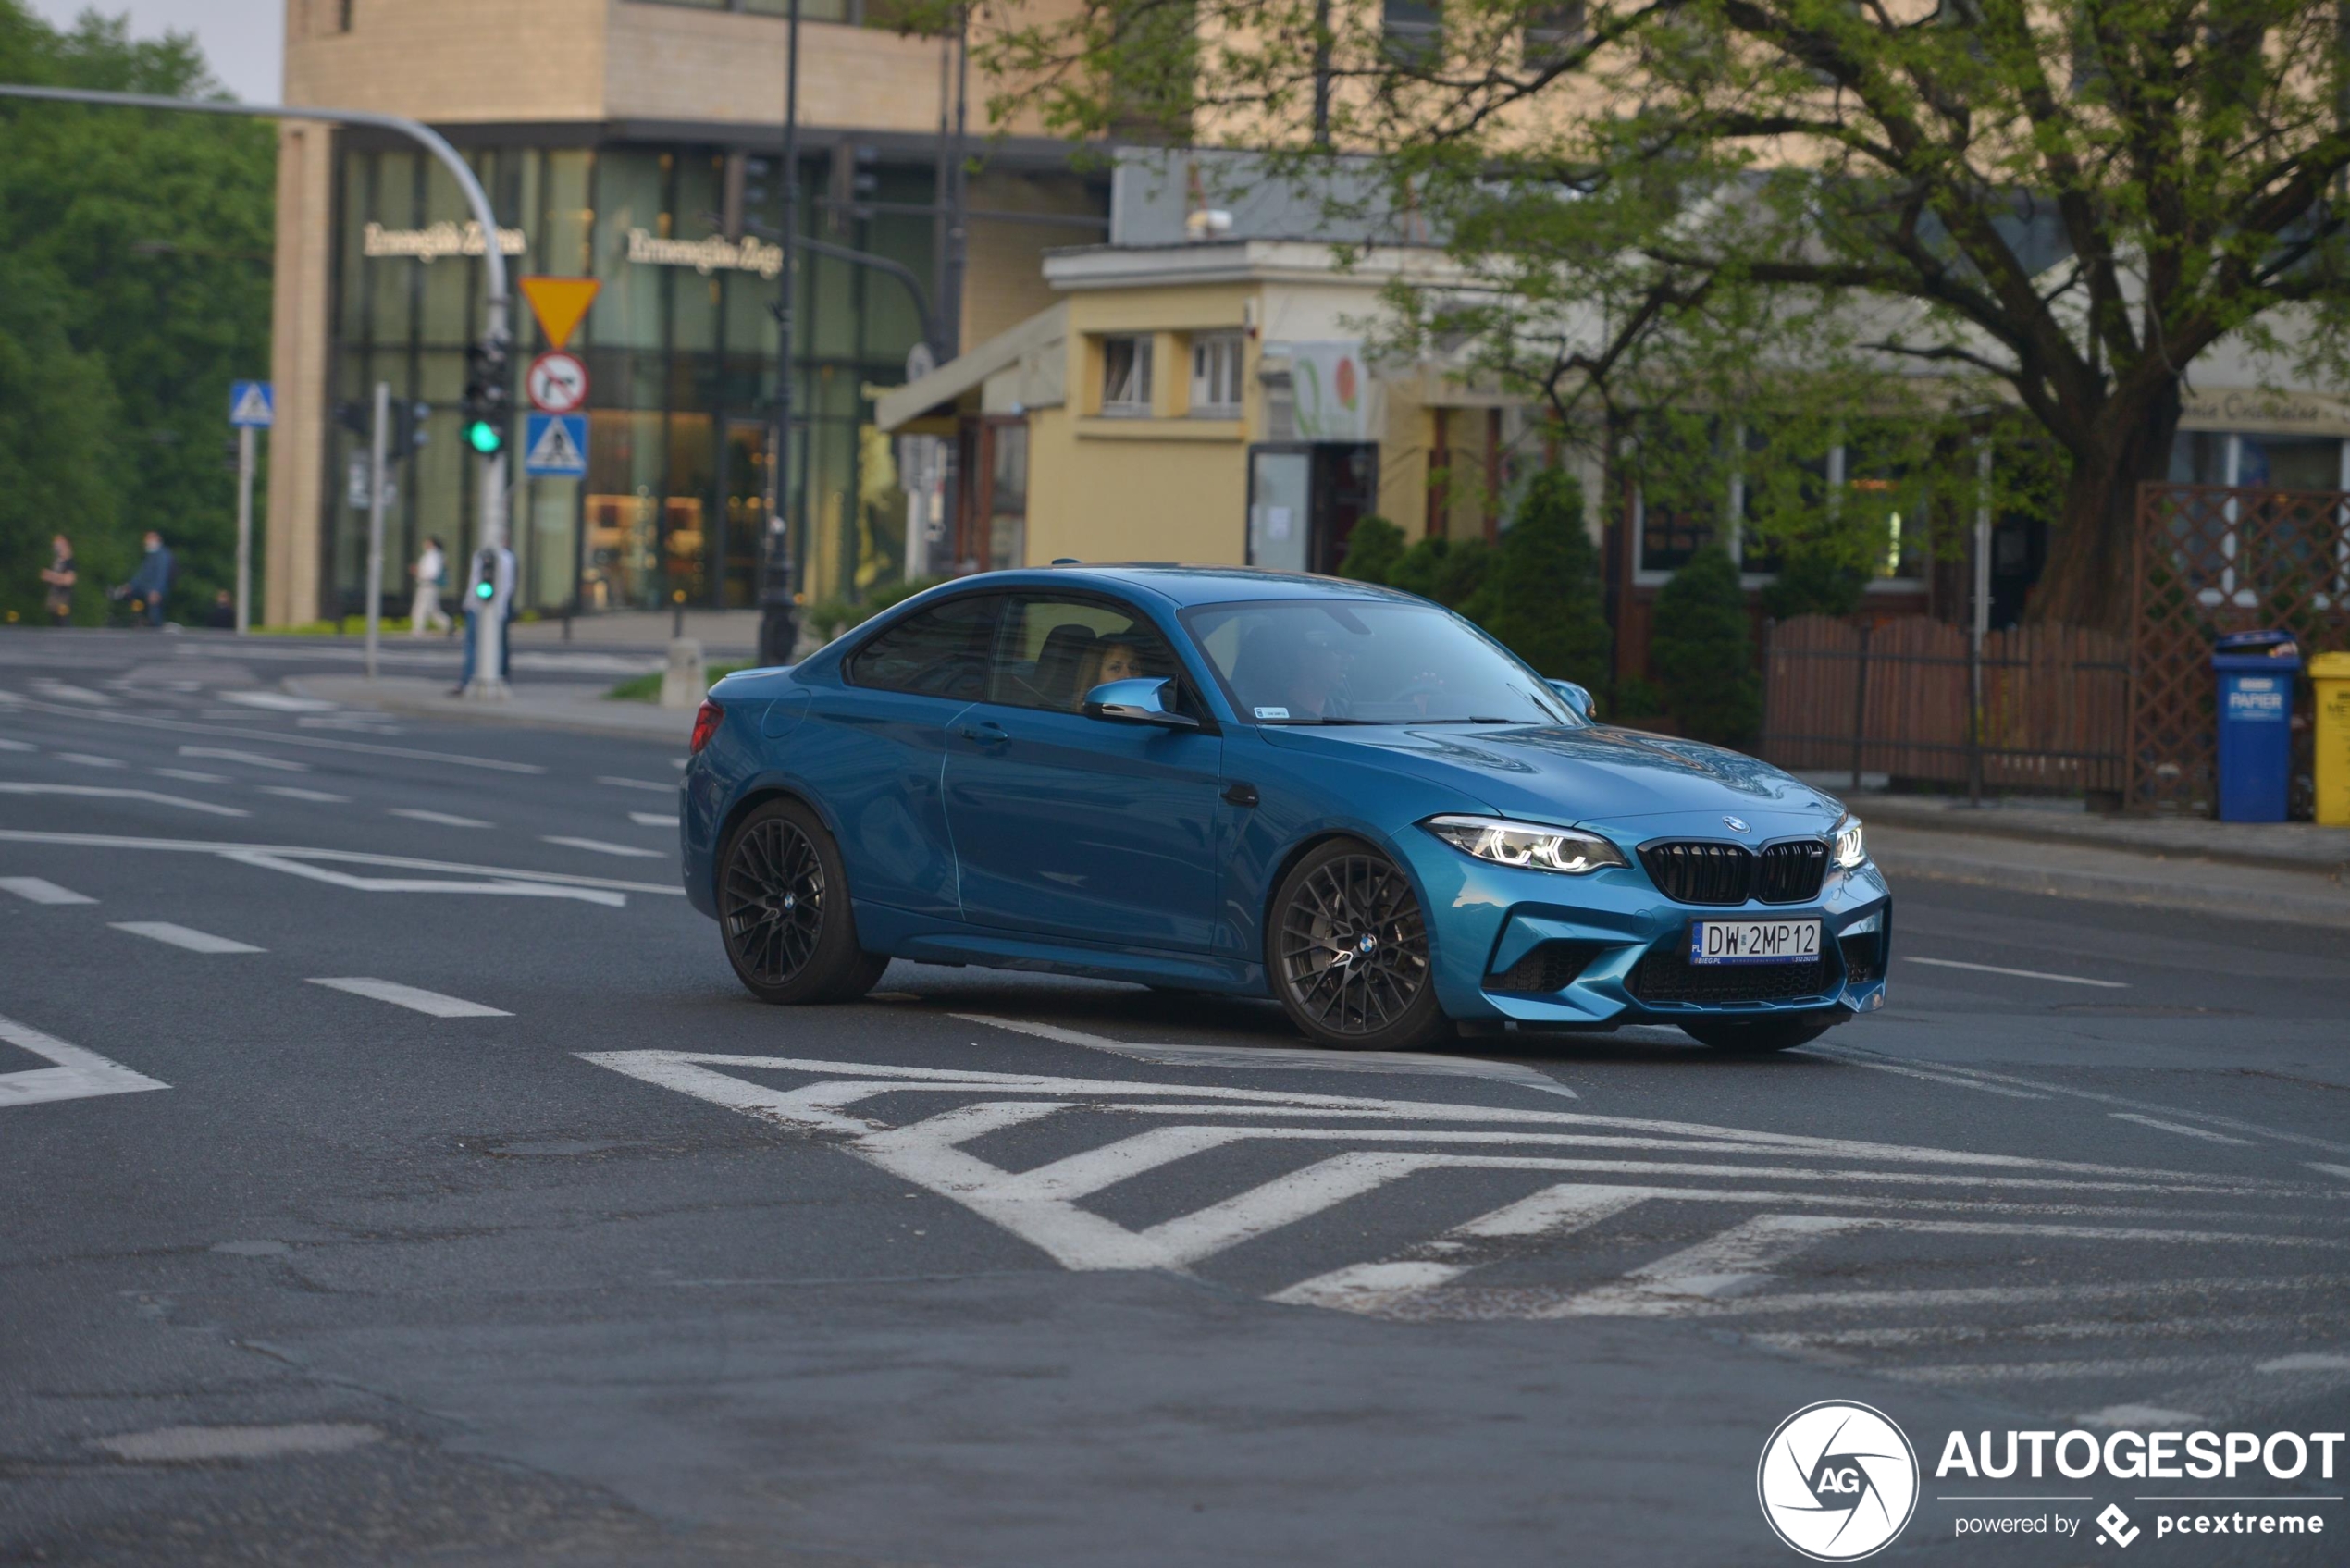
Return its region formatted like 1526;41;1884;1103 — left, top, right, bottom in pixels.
507;609;761;659
289;675;697;745
1815;786;2350;877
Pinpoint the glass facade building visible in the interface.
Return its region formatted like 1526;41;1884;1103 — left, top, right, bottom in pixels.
327;132;936;616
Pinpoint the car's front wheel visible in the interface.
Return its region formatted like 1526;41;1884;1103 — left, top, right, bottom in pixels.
1268;837;1447;1051
1678;1013;1836;1053
719;798;888;1005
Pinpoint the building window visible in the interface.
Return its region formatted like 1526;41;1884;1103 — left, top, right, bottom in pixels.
1190;333;1244;418
1383;0;1442;65
987;421;1028;570
1523;2;1585;65
338;0;354;31
1100;335;1154;417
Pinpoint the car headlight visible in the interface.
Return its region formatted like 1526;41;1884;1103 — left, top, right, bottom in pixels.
1832;814;1867;869
1423;815;1628;875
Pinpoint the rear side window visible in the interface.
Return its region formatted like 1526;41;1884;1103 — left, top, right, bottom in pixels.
983;592;1182;712
846;594;1000;699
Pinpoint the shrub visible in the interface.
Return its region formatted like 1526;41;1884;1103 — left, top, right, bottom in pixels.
1479;468;1611;692
1337;515;1404;584
1388;535;1493;612
1759;537;1868;621
1650;543;1760;747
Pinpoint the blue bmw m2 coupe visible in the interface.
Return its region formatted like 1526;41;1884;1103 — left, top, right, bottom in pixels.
680;565;1890;1053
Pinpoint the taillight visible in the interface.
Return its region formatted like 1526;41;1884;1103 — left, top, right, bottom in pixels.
689;698;723;755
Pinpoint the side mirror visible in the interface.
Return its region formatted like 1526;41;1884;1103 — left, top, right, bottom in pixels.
1082;676;1200;729
1546;678;1597;722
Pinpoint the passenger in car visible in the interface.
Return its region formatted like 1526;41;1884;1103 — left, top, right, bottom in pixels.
1076;637;1148;706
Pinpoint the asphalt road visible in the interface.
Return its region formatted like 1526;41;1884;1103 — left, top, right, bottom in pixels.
4;629;2346;1567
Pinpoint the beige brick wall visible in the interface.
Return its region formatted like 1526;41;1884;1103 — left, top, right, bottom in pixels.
284;0;608;121
606;7;948;130
266;119;334;626
959;169;1106;353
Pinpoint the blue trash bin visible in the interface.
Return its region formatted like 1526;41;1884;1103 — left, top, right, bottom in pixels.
2212;630;2301;822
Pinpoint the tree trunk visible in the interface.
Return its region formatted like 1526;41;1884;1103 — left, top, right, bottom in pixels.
2025;377;2183;636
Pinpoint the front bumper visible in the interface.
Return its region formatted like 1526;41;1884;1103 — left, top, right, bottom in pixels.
1397;821;1892;1027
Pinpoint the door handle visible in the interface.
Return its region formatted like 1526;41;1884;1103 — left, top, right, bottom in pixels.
960;721;1009;747
1221;781;1259;808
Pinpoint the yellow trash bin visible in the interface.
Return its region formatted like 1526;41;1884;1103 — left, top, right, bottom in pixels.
2315;651;2350;827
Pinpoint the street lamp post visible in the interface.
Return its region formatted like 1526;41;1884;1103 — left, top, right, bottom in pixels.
0;83;513;697
759;0;804;670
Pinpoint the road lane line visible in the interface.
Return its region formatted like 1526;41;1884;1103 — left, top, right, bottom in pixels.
0;1012;167;1108
541;835;664;858
1556;1214;1874;1314
0;737;33;751
179;746;309;772
629;812;680;827
1276;1184;1650;1313
1904;956;2128;989
55;752;128;769
0;877;93;906
152;768;230;784
2;692;546;773
0;830;682;897
2110;1112;2256;1146
306;978;510;1018
30;680;114;705
110;921;264;955
257;786;350;803
390;809;492;828
218;691;340;712
0;784;249;817
1817;1055;2051;1100
597;776;676;793
2309;1163;2350;1181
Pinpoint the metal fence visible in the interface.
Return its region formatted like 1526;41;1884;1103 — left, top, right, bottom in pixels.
1762;614;2130;797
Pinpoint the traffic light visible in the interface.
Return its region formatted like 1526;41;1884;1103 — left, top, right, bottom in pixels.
389;401;431;461
462;337;511;456
474;548;499;603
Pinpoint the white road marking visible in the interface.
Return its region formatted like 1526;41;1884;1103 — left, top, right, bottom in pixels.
2110;1112;2256;1146
1276;1184;1649;1312
2083;1404;2208;1428
597;776;676;793
390;809;491;828
957;1012;1580;1100
110;921;263;955
0;1012;167;1108
629;812;680;827
0;737;33;751
541;835;664;858
179;746;309;772
29;680;114;705
2257;1352;2350;1373
0;784;248;817
2308;1163;2350;1181
1883;1357;2220;1387
1905;956;2128;989
0;877;94;906
94;1424;380;1463
257;786;350;803
2;687;543;773
307;977;510;1018
217;691;340;712
1817;1055;2050;1100
55;752;128;769
0;829;678;902
152;768;230;784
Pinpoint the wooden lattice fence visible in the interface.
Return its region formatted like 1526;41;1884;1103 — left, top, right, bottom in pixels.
2131;484;2350;812
1762;615;2129;796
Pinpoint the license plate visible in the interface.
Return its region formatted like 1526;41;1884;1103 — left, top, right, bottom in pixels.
1689;919;1821;966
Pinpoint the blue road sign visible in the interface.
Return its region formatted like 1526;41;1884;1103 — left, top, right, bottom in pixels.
229;381;274;428
523;413;588;477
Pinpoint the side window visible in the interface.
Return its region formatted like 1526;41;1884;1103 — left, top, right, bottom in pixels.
846;594;1000;699
983;594;1183;713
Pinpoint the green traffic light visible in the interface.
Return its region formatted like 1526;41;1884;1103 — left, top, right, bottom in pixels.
465;419;502;454
476;580;494;600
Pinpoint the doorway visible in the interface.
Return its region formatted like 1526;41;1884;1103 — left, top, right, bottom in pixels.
1248;443;1380;575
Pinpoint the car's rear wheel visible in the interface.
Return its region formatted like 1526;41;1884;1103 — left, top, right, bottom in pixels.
1678;1014;1835;1053
1268;837;1447;1051
719;798;888;1005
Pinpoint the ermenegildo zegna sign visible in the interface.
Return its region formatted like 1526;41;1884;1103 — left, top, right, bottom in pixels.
361;221;527;261
361;223;785;279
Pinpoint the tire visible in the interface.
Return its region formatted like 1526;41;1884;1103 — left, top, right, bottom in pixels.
718;798;889;1005
1678;1014;1835;1054
1267;836;1448;1051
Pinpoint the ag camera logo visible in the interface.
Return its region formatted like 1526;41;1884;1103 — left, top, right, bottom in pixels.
1758;1401;1920;1560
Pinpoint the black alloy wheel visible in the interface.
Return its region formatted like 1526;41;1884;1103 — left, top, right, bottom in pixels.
719;798;888;1005
1268;837;1447;1051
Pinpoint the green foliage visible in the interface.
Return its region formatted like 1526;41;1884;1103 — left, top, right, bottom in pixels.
1387;535;1492;614
806;575;949;644
1650;545;1760;748
1336;514;1404;585
1479;468;1611;691
606;662;749;703
0;4;274;625
1759;540;1868;622
1612;676;1664;720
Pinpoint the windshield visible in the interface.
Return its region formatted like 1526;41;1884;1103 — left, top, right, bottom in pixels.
1183;599;1579;726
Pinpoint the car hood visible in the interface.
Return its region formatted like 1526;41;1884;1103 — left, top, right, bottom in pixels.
1257;722;1845;828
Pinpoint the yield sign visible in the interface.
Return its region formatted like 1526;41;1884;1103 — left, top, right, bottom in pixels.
518;276;600;351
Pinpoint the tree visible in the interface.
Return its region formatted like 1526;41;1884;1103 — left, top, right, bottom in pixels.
1480;467;1612;690
960;0;2350;634
1650;544;1762;747
1337;513;1404;583
0;3;273;623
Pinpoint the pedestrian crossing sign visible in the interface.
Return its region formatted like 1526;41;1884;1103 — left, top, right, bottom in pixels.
229;381;274;427
523;412;589;476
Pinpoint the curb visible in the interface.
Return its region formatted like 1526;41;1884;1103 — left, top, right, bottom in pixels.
286;675;694;745
1873;845;2350;931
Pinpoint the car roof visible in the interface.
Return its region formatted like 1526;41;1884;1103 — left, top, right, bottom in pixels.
945;564;1426;610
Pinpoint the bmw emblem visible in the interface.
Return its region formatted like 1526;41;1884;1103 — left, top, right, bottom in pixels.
1356;933;1379;955
1723;815;1751;834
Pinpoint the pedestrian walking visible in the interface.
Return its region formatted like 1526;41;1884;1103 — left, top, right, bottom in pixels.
410;535;451;636
454;542;516;691
112;531;175;627
39;534;77;626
